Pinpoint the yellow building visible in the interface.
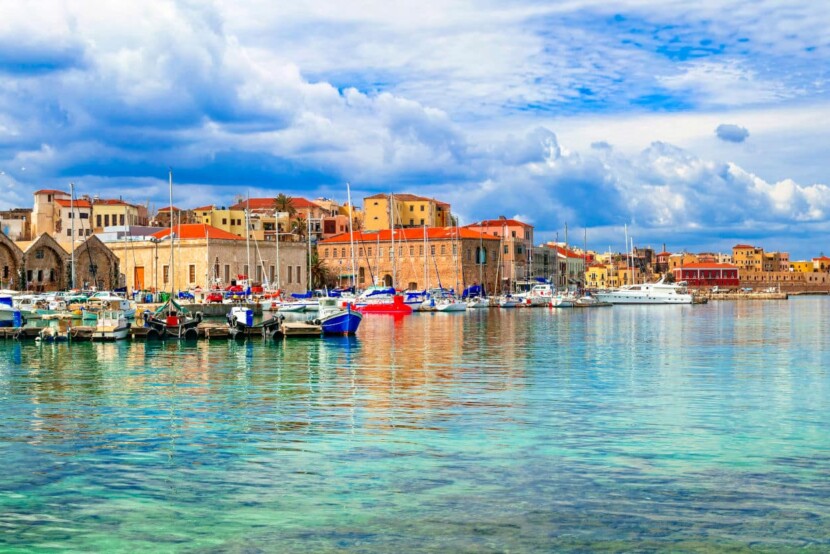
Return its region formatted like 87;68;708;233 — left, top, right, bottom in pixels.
668;253;699;272
585;264;610;289
789;260;813;273
363;193;451;230
92;199;149;232
732;244;764;272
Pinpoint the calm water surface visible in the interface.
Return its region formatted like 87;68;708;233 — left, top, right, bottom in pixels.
2;298;830;552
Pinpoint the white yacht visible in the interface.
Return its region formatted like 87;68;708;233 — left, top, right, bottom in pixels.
593;277;693;304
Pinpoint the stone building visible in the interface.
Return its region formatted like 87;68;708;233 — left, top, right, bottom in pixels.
0;231;24;289
0;208;32;241
60;235;121;290
363;193;452;230
318;227;500;293
105;223;308;294
464;217;534;289
15;234;70;291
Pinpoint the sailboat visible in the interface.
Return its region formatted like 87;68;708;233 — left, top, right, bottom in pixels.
142;170;203;339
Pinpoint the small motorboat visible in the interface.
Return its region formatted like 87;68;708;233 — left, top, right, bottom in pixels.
226;306;283;339
311;298;362;335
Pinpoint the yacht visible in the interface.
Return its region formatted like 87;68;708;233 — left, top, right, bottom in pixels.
593;277;693;304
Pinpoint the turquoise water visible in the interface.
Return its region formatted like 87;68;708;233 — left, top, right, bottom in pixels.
2;298;830;552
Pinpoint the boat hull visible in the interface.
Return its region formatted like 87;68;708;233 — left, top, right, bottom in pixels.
319;311;362;335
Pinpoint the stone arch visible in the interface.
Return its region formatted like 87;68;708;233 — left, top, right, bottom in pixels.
22;234;69;292
382;274;393;287
0;230;23;290
72;235;120;290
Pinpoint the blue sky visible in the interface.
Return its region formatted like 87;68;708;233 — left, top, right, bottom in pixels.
0;0;829;257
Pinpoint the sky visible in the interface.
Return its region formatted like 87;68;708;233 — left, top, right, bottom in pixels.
1;0;829;257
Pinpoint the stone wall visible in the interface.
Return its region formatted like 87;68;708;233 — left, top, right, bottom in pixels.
740;271;830;293
69;237;120;290
0;233;23;289
21;235;69;292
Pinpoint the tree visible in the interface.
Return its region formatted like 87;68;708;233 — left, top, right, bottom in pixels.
290;214;307;241
310;250;334;288
274;193;296;217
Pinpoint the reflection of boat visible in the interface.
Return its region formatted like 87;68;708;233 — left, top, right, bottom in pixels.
313;298;362;335
594;276;693;304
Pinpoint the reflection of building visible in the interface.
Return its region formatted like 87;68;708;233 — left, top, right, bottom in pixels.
105;223;307;293
318;227;500;291
464;217;533;289
363;193;451;230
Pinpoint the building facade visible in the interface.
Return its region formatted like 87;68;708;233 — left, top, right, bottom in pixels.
464;217;534;289
318;227;500;292
363;193;451;230
673;263;740;288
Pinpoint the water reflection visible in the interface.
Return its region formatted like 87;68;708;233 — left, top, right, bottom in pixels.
2;299;830;551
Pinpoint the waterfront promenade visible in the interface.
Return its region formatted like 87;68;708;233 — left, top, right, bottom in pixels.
2;298;830;551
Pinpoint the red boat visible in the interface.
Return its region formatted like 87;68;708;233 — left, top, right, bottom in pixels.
355;294;413;315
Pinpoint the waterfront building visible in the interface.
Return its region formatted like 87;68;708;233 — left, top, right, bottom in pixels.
363;193;451;230
151;206;199;228
105;223;307;294
8;232;120;291
673;263;740;289
0;208;32;241
812;256;830;272
32;189;71;237
464;217;534;290
654;250;671;275
668;253;699;272
764;251;790;272
732;244;764;272
789;260;814;273
318;227;500;292
0;230;24;289
585;263;616;289
545;244;585;288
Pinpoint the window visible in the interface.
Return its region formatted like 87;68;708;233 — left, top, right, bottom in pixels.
409;246;414;256
324;248;329;258
86;229;91;236
511;231;516;238
189;264;196;283
431;245;435;255
452;244;457;255
257;266;262;283
163;265;169;283
359;247;364;257
88;264;98;274
341;248;346;258
104;214;110;227
409;219;414;225
420;219;424;225
333;249;338;259
96;215;102;227
389;248;393;260
35;249;44;259
409;205;414;212
270;265;275;283
244;265;249;279
296;266;302;285
419;245;423;255
67;229;72;237
441;245;446;255
120;214;125;226
504;245;509;254
223;218;227;225
420;205;425;212
288;266;293;284
224;264;230;283
2;266;7;279
368;247;372;257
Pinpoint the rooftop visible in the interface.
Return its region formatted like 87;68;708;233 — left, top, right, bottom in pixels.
55;199;92;208
151;224;245;241
320;227;500;244
466;218;533;229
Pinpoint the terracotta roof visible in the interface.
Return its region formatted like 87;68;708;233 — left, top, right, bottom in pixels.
365;193;430;201
94;199;131;207
733;244;757;249
34;189;68;195
656;251;672;256
192;205;215;212
549;245;582;258
812;256;830;261
155;205;184;213
320;227;500;244
55;199;92;208
230;197;322;212
466;218;533;229
151;224;244;241
676;262;738;269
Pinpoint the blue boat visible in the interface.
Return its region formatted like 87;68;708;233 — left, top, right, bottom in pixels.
315;298;362;335
0;294;24;328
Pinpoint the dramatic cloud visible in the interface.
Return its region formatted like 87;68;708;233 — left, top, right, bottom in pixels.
716;123;750;143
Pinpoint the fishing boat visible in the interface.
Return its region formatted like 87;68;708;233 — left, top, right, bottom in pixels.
87;292;137;318
89;310;131;341
356;294;412;315
37;320;71;342
143;301;203;340
312;297;362;335
226;306;283;339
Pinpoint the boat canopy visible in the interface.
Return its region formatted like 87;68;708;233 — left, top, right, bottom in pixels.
152;299;191;317
462;284;483;298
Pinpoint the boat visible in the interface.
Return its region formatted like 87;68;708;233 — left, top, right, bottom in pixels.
312;298;362;335
143;300;203;340
87;292;137;318
523;283;554;306
573;292;612;308
89;310;131;341
0;293;25;328
498;294;520;308
550;291;578;308
356;294;413;315
465;296;490;309
37;320;71;342
226;306;283;339
593;276;693;304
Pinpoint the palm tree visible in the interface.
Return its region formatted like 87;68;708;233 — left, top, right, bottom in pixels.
290;214;307;241
274;193;296;216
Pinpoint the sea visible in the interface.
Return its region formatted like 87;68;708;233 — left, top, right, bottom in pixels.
1;298;830;552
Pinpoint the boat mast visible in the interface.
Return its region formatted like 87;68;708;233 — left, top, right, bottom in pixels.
390;194;396;288
347;183;356;290
246;191;251;295
307;207;312;291
70;182;76;289
423;224;428;290
624;223;629;286
564;223;569;291
168;169;174;314
274;208;281;291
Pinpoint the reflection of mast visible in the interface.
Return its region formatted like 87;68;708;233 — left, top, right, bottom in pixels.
347;183;356;289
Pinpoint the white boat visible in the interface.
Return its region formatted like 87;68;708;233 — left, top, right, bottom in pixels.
498;295;520;308
88;292;137;318
574;293;612;308
1;293;24;327
550;291;578;308
466;296;490;309
524;284;554;306
90;310;131;341
593;276;693;304
434;298;468;312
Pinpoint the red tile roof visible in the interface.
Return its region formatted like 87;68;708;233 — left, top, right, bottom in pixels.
320;227;500;244
733;244;756;249
55;199;92;208
230;197;322;211
466;218;533;228
151;224;244;241
94;199;131;206
656;251;672;257
155;206;185;214
192;205;215;212
812;256;830;261
34;189;68;195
